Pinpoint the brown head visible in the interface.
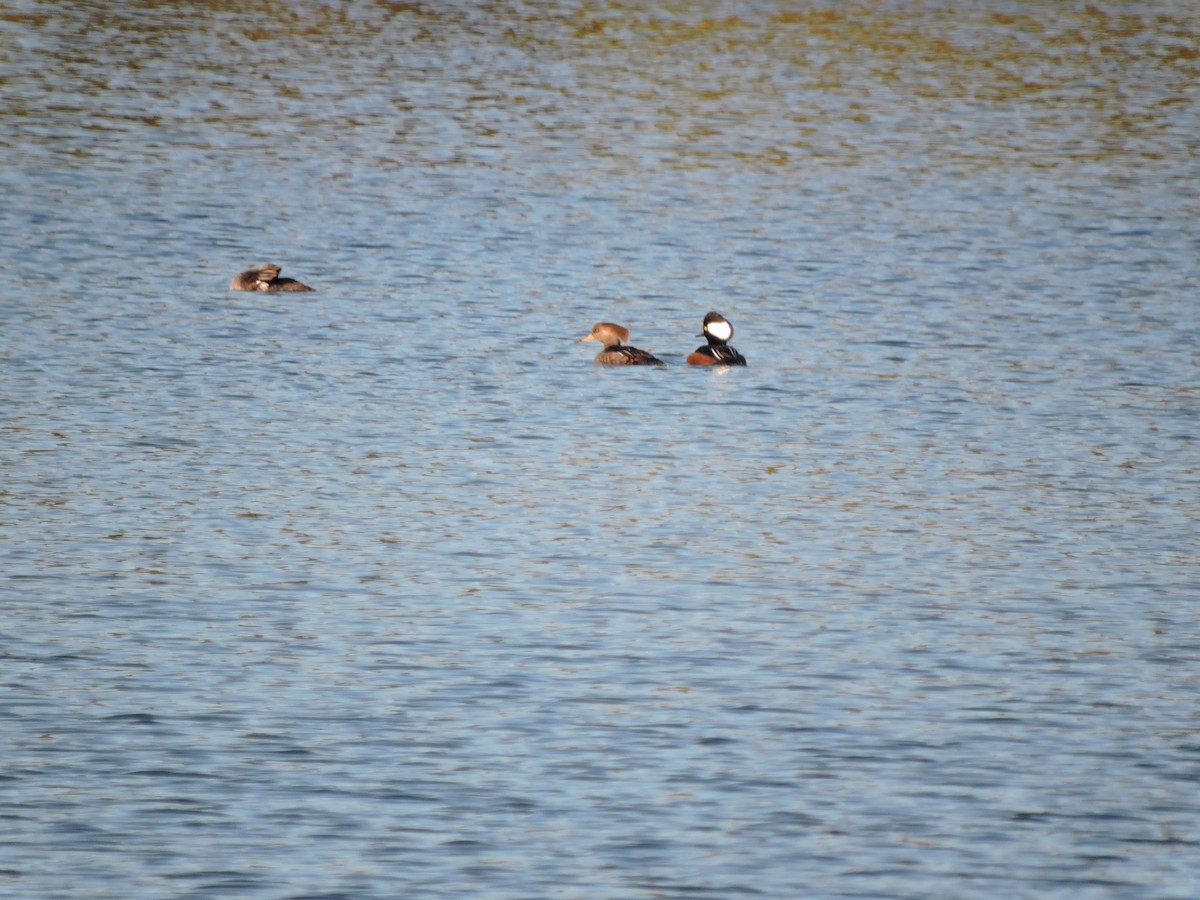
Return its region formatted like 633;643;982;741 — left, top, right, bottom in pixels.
580;322;631;350
230;263;281;291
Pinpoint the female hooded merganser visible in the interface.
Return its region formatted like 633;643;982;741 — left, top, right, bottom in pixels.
579;322;666;366
229;263;314;292
687;311;746;366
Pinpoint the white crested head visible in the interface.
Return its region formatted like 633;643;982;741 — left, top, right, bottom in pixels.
704;317;733;342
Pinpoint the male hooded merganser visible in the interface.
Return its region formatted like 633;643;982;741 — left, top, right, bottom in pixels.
579;322;666;366
229;263;314;292
687;311;746;366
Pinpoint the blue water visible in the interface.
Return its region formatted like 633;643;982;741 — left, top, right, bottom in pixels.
2;2;1199;897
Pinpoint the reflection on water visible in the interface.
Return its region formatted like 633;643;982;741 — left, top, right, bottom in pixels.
3;1;1196;171
2;2;1198;898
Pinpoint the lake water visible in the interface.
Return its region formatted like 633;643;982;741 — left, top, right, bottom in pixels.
2;2;1198;897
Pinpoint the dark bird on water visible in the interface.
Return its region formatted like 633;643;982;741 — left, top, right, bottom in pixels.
229;263;314;292
686;311;746;366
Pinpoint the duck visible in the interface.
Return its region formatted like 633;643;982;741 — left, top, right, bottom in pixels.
579;322;666;366
229;263;314;292
687;311;746;366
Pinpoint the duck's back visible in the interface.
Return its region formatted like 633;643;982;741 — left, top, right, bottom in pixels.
687;345;746;366
596;346;666;366
230;263;313;292
264;277;314;293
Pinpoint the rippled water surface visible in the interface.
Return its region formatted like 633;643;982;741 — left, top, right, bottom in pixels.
2;2;1199;897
